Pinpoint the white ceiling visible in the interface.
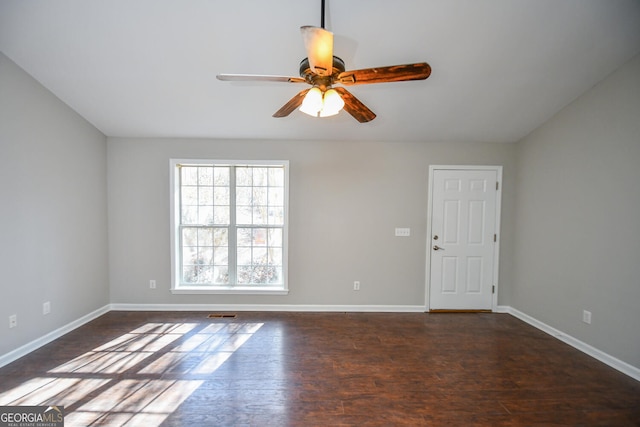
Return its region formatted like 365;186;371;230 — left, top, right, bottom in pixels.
1;0;640;143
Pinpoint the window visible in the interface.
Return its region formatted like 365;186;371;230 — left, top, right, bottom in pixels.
170;159;288;294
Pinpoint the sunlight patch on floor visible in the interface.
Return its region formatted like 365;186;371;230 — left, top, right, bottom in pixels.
0;321;264;426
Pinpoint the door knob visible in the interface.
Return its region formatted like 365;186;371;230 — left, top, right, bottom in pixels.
433;245;443;250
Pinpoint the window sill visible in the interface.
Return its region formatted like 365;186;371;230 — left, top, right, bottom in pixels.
171;286;289;296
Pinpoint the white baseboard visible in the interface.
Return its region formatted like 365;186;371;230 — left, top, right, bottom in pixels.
495;305;511;313
0;304;111;369
109;303;426;313
505;306;640;382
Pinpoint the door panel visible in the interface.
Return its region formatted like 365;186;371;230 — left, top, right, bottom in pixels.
429;169;498;310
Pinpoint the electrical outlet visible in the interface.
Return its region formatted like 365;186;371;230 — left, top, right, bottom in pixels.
582;310;592;324
9;315;17;328
353;281;360;291
149;280;156;289
43;301;51;315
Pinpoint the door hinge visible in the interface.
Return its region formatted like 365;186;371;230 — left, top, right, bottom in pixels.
496;181;499;190
494;234;497;242
492;285;495;294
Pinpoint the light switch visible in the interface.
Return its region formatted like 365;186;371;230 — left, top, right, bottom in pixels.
395;228;411;237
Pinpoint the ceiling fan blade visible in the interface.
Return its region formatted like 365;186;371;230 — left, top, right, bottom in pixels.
337;62;431;85
300;26;334;76
273;88;311;118
334;87;376;123
217;74;306;83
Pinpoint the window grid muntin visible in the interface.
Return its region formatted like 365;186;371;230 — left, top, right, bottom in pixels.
235;166;285;227
236;225;283;285
179;225;229;285
180;165;230;226
176;163;286;287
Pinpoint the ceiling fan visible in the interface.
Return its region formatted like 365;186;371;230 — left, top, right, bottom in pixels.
216;0;431;123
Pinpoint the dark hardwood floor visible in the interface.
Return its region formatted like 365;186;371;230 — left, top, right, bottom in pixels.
0;311;638;426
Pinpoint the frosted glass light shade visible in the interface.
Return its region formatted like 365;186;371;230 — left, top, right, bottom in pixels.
299;87;345;118
299;87;323;116
319;88;344;117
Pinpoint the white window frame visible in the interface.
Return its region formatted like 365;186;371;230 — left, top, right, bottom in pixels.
170;159;289;295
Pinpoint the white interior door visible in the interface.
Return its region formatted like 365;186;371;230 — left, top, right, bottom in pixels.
428;167;501;311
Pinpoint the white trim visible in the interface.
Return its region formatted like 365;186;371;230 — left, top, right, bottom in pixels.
110;303;426;313
0;304;111;369
425;165;503;311
171;287;289;295
169;159;290;294
506;306;640;382
494;305;511;313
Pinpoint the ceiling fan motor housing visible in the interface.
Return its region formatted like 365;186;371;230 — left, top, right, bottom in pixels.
299;56;346;88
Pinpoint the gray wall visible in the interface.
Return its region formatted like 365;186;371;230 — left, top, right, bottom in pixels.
511;53;640;368
5;41;638;373
107;138;516;307
0;53;109;356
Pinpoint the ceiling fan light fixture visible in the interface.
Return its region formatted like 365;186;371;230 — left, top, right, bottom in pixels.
319;88;344;117
300;87;344;118
218;0;431;123
299;87;323;116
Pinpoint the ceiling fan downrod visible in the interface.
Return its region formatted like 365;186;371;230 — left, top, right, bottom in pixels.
321;0;325;29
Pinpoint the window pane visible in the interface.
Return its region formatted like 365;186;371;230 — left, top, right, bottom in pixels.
214;187;229;205
236;206;252;225
213;246;228;265
213;207;230;225
182;167;198;185
237;228;251;246
237;246;251;266
182;246;197;266
182;265;198;284
268;168;284;186
236;187;252;206
237;266;252;284
181;186;198;206
213;228;228;245
267;267;282;284
268;248;282;265
182;228;198;246
268;228;282;247
253;187;267;205
199;247;213;265
213;266;229;284
198;206;214;225
198;228;213;247
253;168;268;186
198;167;213;186
253;265;279;284
196;266;213;283
268;207;284;225
213;167;229;186
252;228;267;246
268;188;284;206
181;206;197;225
252;206;268;225
198;186;213;205
236;167;252;186
252;247;267;265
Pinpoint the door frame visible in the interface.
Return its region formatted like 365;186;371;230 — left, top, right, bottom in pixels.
425;165;503;312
